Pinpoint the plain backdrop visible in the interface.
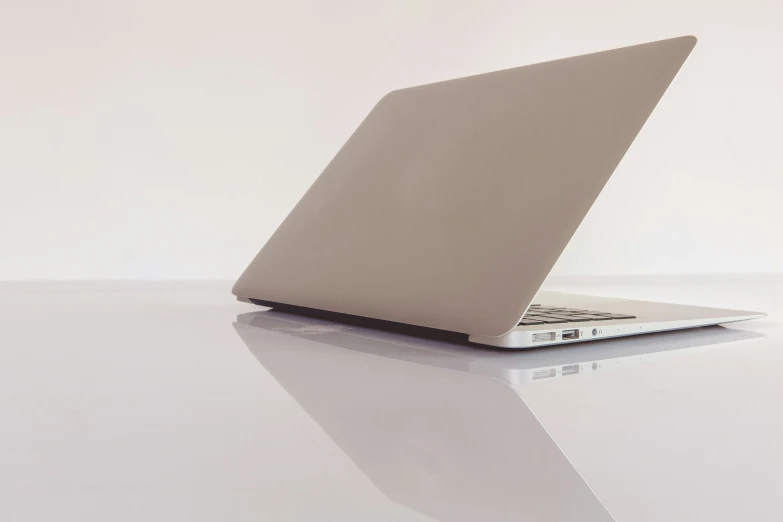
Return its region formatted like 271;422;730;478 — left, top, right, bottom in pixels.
1;0;781;280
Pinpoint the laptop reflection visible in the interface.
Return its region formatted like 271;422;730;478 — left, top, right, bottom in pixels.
234;310;760;522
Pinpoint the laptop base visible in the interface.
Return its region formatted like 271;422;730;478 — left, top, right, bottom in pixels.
469;292;764;348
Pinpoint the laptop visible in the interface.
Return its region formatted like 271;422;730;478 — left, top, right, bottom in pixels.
233;35;765;348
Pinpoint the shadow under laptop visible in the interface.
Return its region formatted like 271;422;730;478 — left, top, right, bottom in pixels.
233;311;763;522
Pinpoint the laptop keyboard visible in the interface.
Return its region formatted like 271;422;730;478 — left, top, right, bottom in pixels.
518;304;636;326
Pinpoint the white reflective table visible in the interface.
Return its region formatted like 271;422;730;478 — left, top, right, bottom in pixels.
1;278;780;521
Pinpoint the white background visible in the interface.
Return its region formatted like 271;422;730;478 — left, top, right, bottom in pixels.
1;0;781;280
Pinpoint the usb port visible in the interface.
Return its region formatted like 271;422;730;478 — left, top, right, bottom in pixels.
562;364;580;376
533;368;557;380
562;329;580;340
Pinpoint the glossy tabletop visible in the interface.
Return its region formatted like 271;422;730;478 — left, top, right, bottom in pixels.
1;277;781;521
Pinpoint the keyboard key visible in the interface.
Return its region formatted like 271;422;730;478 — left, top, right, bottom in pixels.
519;305;635;326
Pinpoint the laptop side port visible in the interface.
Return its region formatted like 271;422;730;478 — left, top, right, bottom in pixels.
562;329;580;340
533;368;557;380
562;364;580;376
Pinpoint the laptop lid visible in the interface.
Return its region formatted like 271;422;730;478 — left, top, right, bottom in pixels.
234;36;697;337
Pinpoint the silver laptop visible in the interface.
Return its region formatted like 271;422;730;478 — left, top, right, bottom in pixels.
233;35;764;349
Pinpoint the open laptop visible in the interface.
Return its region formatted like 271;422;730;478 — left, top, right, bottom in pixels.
234;35;764;348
